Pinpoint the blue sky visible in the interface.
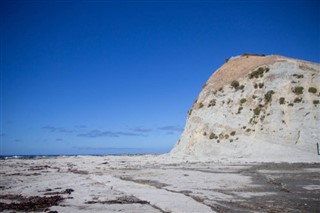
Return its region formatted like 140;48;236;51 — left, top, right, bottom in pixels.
1;0;319;155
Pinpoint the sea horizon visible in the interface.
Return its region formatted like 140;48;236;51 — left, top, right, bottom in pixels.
0;147;170;159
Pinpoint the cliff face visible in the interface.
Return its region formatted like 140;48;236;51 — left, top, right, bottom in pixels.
171;55;320;161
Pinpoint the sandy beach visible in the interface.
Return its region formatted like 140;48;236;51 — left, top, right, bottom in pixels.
1;155;319;213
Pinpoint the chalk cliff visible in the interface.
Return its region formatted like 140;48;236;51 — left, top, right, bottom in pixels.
171;55;320;161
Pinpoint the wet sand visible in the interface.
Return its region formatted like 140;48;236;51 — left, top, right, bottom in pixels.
1;155;319;212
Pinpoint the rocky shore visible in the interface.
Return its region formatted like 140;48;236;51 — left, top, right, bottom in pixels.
1;155;319;212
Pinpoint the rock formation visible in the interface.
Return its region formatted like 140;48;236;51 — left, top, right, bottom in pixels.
171;54;320;161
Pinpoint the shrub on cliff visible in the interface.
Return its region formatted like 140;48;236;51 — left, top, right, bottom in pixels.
292;86;304;95
264;90;275;103
308;87;317;94
231;80;240;90
240;98;247;104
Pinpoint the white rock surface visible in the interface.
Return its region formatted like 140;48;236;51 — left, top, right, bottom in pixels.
1;155;320;212
171;55;320;162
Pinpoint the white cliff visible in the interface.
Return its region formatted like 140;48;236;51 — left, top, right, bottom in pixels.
171;54;320;162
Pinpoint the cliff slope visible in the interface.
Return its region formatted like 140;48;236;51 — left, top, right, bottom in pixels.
171;55;320;162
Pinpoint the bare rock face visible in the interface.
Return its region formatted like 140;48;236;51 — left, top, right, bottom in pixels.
171;55;320;161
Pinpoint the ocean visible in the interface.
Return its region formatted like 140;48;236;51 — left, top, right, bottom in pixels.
0;148;170;160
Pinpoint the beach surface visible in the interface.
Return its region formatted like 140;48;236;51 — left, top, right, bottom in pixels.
1;155;320;213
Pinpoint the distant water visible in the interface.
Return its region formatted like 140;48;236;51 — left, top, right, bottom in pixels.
0;155;62;160
0;148;170;160
0;154;155;160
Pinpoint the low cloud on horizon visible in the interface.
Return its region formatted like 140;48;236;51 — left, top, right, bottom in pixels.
41;124;182;139
77;130;144;138
133;127;153;133
72;146;141;151
158;125;183;132
42;125;73;133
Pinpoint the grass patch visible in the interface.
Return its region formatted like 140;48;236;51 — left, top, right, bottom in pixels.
313;100;319;105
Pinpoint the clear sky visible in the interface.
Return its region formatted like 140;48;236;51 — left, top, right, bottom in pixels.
1;0;319;155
